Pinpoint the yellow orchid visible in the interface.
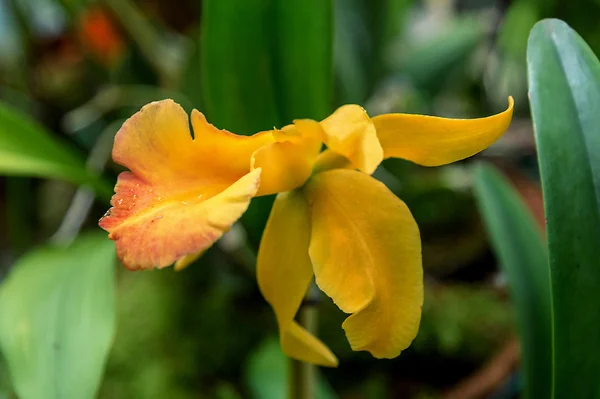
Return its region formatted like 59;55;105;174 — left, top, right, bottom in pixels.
99;97;513;367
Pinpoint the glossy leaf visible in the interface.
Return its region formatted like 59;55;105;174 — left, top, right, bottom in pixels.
273;0;332;121
201;0;281;134
0;102;111;199
201;0;333;133
473;163;551;399
528;19;600;398
0;231;116;399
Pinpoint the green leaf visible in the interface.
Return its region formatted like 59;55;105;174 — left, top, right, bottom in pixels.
0;231;116;399
201;0;333;242
200;0;281;134
333;0;369;105
0;102;112;199
398;16;486;92
244;338;337;399
497;0;540;60
273;0;332;121
201;0;333;134
527;18;600;398
473;163;551;399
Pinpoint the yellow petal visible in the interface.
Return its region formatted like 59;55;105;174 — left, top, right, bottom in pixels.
373;97;514;166
320;105;383;174
174;250;207;271
252;141;314;196
251;122;322;196
304;170;423;359
100;99;270;269
257;191;338;367
312;150;353;173
112;100;273;191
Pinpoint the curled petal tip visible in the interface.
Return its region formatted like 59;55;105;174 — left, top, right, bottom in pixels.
374;97;514;166
100;101;269;270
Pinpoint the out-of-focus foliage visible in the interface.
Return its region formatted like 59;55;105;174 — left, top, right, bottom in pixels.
201;0;332;134
413;285;513;360
528;19;600;399
0;102;110;199
0;231;115;399
474;163;550;399
245;338;337;399
0;0;598;398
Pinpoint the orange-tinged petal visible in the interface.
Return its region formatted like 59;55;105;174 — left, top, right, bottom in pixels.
100;99;272;269
373;97;514;166
112;99;273;192
257;191;338;367
304;170;423;359
100;168;261;270
320;105;383;174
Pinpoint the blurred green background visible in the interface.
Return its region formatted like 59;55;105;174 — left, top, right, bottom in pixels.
0;0;599;398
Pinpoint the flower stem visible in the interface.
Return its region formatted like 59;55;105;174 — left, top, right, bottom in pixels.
289;291;318;399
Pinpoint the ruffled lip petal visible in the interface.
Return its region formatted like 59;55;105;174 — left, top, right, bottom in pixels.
100;99;271;269
100;168;261;270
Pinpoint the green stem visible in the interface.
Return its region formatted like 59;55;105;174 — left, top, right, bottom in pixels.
289;302;317;399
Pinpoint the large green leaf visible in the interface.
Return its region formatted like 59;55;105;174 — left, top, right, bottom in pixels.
201;0;333;243
528;19;600;398
273;0;332;121
201;0;333;134
0;231;116;399
200;0;281;134
0;102;112;199
473;163;551;399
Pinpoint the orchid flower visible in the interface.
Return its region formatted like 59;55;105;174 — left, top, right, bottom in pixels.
100;98;513;366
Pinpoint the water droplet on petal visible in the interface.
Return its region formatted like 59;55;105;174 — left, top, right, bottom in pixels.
117;199;123;205
181;201;188;205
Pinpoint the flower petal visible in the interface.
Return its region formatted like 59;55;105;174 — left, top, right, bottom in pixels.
320;105;383;174
100;168;261;270
112;99;273;190
312;150;353;173
257;191;338;367
373;97;514;166
100;99;271;269
251;122;323;196
252;141;315;196
174;250;207;271
304;170;423;359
